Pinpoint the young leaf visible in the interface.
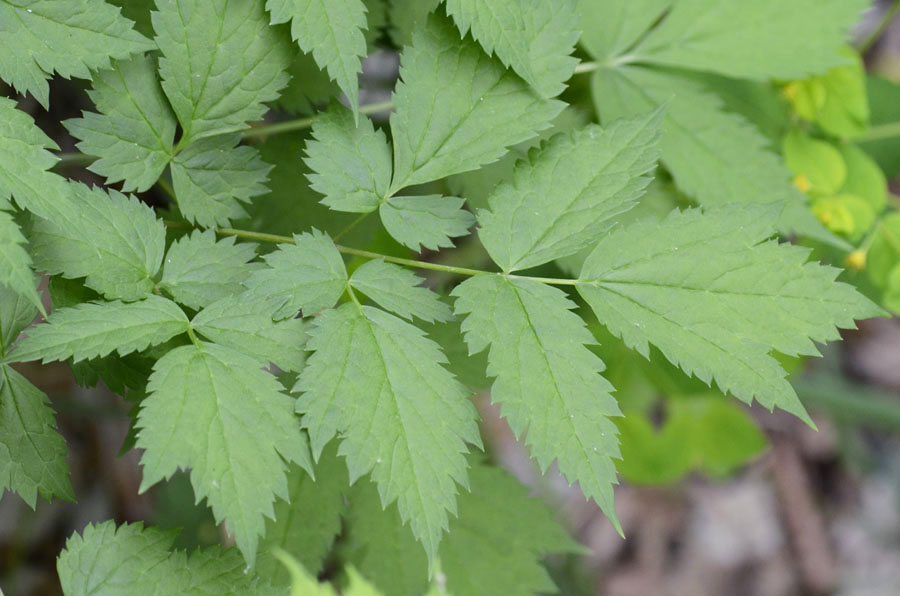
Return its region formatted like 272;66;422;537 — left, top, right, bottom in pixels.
57;522;266;595
243;230;348;319
296;303;481;561
137;342;312;563
577;206;885;423
0;365;73;508
632;0;868;80
477;112;661;272
0;210;42;311
171;135;273;228
305;105;392;213
159;230;260;311
591;67;840;246
257;444;348;584
350;259;452;323
8;295;190;365
389;14;563;192
30;182;166;301
452;276;622;530
65;55;176;192
152;0;293;143
192;295;307;372
576;0;670;60
379;195;475;251
266;0;369;118
0;0;153;109
443;0;579;98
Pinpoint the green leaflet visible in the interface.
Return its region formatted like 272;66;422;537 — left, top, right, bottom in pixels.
350;259;452;323
295;303;481;562
305;106;393;213
243;229;348;319
576;0;670;60
8;295;189;365
577;206;884;423
257;444;348;585
65;55;176;192
632;0;868;81
266;0;369;118
388;13;563;192
171;135;272;228
379;195;475;251
0;283;37;356
153;0;293;143
57;522;267;595
277;551;385;596
452;276;622;531
0;0;153;108
477;110;661;272
0;209;42;311
591;66;840;246
159;230;260;311
443;0;579;98
30;182;166;301
192;295;307;372
387;0;439;47
137;342;312;563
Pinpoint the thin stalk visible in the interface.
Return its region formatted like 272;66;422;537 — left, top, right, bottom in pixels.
53;152;97;170
241;99;395;140
859;121;900;142
859;0;900;54
333;212;371;242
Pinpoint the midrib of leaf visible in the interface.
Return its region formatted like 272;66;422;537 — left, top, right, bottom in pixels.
112;66;172;154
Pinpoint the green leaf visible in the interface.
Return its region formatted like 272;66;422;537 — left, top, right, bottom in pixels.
0;0;153;108
171;135;272;228
8;295;189;365
631;0;868;80
443;0;579;98
159;230;260;311
477;111;661;272
30;182;166;301
577;206;884;424
839;143;886;214
379;195;475;251
783;129;846;195
859;76;900;178
296;303;480;561
0;209;42;312
257;444;348;584
389;14;563;192
387;0;439;47
65;55;176;192
0;365;72;508
0;96;68;221
243;229;348;319
192;295;307;372
591;67;840;246
452;275;622;530
153;0;293;143
57;521;266;595
350;259;452;323
305;105;392;213
137;342;312;563
266;0;368;118
0;283;37;356
576;0;670;60
868;213;900;289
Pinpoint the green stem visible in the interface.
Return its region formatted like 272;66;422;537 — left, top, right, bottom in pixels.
53;152;97;170
242;99;395;140
156;176;176;201
859;121;900;142
860;0;900;54
333;212;371;242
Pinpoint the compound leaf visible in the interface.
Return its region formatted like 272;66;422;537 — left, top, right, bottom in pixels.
477;111;661;272
137;342;312;564
267;0;368;118
350;259;452;323
443;0;579;98
576;0;670;60
452;275;622;530
295;303;480;561
577;206;884;423
8;295;189;365
0;0;153;108
633;0;869;81
389;14;563;192
305;105;392;213
159;230;260;311
379;195;475;252
30;182;166;301
153;0;293;143
192;295;307;372
243;229;348;319
65;55;176;192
